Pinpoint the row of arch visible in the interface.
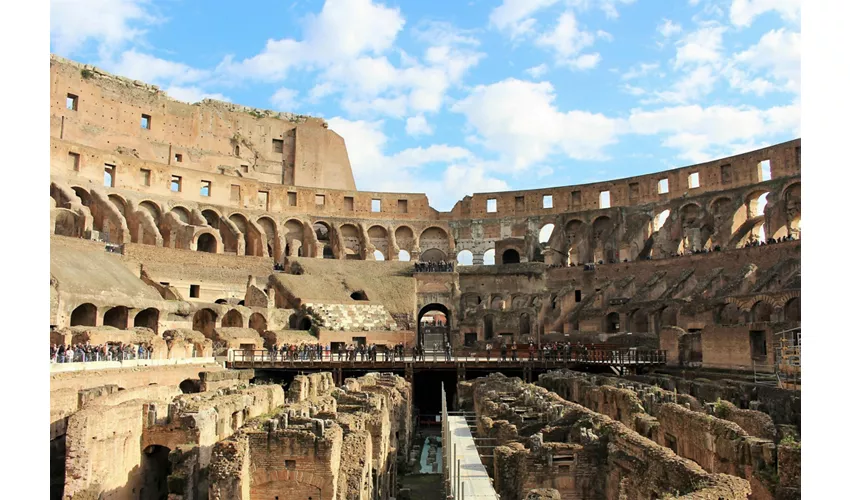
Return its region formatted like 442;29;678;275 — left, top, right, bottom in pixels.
69;304;159;333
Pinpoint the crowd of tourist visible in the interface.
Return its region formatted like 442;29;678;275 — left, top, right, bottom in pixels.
265;342;409;362
414;261;454;273
744;234;795;248
50;342;154;363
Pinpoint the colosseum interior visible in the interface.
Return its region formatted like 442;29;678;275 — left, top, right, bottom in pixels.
48;53;802;500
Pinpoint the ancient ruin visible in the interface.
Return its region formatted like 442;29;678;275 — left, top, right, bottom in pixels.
50;54;801;499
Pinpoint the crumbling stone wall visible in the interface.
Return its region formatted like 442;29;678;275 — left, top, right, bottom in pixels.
463;373;751;500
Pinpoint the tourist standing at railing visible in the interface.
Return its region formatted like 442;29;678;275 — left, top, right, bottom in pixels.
485;343;492;361
511;342;518;361
444;340;452;361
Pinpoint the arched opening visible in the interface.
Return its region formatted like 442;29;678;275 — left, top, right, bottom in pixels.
502;249;520;264
108;194;127;217
395;226;415;257
197;233;217;253
717;303;741;324
298;317;313;331
782;183;801;239
418;303;450;348
192;309;218;338
420;248;447;262
103;306;129;329
653;209;671;232
71;187;91;207
605;312;620;333
374;250;385;261
456;249;473;266
323;246;335;259
751;301;773;323
139;201;161;223
201;209;221;229
53;210;79;237
484;315;494;340
179;379;200;394
215;299;228;305
340;223;361;259
140;445;172;500
222;310;244;328
368;225;389;259
539;223;555;244
134;308;159;334
171;206;191;225
314;221;333;258
629;309;649;333
284;219;305;258
70;303;97;327
784;297;801;321
230;213;260;256
491;296;505;310
249;313;267;333
754;192;769;217
258;217;277;258
483;249;495;265
398;250;411;262
350;291;369;301
519;313;531;336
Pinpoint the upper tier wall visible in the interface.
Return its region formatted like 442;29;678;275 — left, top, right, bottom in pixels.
50;54;356;191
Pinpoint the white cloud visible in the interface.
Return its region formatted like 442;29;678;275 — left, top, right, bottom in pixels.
525;63;549;78
732;28;800;94
489;0;559;38
622;62;659;80
621;83;646;96
565;0;637;19
729;0;800;27
270;87;299;111
110;49;209;86
644;65;718;104
596;30;614;42
536;11;600;69
674;24;726;69
452;78;624;170
405;115;433;136
657;19;682;38
164;86;228;104
627;102;800;162
50;0;159;57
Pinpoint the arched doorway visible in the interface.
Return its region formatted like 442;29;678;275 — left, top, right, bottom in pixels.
134;308;159;334
249;313;267;333
197;233;217;253
222;310;244;328
629;309;649;333
784;297;801;322
103;306;129;329
70;303;97;327
605;312;620;333
484;315;494;340
140;445;172;500
418;303;451;349
751;301;773;323
502;249;520;264
192;309;217;338
519;313;531;336
420;248;446;262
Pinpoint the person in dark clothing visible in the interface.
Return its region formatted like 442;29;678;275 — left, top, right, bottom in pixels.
500;343;508;361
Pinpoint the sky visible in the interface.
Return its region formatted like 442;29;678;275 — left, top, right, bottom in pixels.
49;0;800;212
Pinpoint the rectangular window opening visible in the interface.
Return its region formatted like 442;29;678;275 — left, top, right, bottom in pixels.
140;169;151;186
284;460;296;470
69;152;80;171
258;190;269;210
657;178;669;194
288;192;297;207
688;172;700;189
230;185;241;202
141;114;151;130
170;175;182;192
750;331;767;358
571;190;581;206
104;164;115;188
515;196;525;211
200;180;211;197
575;290;582;302
371;199;381;212
629;182;639;200
272;139;284;153
66;93;78;111
189;284;200;298
174;153;183;163
758;160;771;181
720;164;732;184
543;194;553;209
344;196;354;211
599;190;611;209
315;194;325;206
486;198;497;213
241;165;249;174
398;199;408;213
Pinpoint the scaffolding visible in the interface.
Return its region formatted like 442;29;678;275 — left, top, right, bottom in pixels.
752;327;801;389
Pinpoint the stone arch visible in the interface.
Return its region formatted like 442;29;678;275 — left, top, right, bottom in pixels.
502;248;520;264
222;310;244;328
103;306;129;329
781;182;801;239
368;225;389;259
751;301;773;323
140;445;172;499
257;216;278;259
71;186;91;207
195;231;218;253
134;308;159;334
564;219;585;265
717;302;741;324
491;295;505;310
539;223;555;244
483;248;495;265
313;221;335;259
230;213;262;256
784;297;801;322
398;250;411;261
192;309;218;338
417;303;451;346
284;218;306;258
170;206;192;224
374;250;385;260
201;208;222;229
53;209;80;237
139;201;162;223
70;303;97;327
456;249;473;266
340;223;362;259
519;313;531;336
179;379;200;394
420;248;447;262
249;313;267;333
605;312;620;333
629;309;649;333
108;194;128;218
395;226;416;253
591;216;615;263
420;226;450;259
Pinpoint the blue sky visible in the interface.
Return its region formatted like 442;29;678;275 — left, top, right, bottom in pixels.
49;0;800;211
